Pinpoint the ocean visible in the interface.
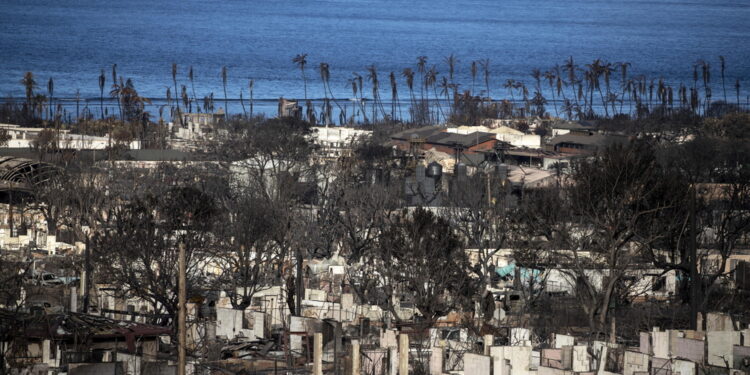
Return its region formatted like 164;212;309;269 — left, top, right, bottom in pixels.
1;0;748;118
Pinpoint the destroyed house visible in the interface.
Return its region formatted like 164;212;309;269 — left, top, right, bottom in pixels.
547;132;628;155
0;310;170;373
391;126;500;155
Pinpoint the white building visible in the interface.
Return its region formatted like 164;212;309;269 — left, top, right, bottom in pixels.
309;126;372;158
0;124;141;150
446;125;541;148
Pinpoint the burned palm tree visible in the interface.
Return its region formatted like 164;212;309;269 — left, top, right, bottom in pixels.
678;83;687;109
293;54;309;101
520;82;530;117
120;78;152;141
356;72;366;123
444;54;457;85
531;91;547;117
719;56;727;103
555;65;567;102
692;64;699;91
366;65;388;123
348;74;365;123
417;56;428;100
293;54;312;122
690;87;699;114
248;79;255;117
319;62;345;125
108;76;125;149
389;71;400;121
20;71;37;120
444;54;458;116
503;79;517;103
667;86;674;112
165;87;172;119
700;60;711;113
402;68;416;122
735;79;741;110
188;66;198;112
544;70;559;118
617;62;631;114
470;61;478;95
576;78;588;116
47;78;54;121
181;85;190;113
319;63;330;125
657;79;666;111
648;79;655;112
203;93;215;113
74;89;80;122
531;68;543;114
239;89;247;117
563;57;580;110
221;66;229;119
480;58;491;99
99;69;106;119
585;59;607;117
439;76;451;119
602;62;614;114
531;68;542;93
427;66;445;122
110;66;123;122
172;63;181;122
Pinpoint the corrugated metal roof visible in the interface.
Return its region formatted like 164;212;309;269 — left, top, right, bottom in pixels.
549;133;628;147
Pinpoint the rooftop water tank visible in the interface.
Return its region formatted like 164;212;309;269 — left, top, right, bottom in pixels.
426;162;443;179
455;162;468;179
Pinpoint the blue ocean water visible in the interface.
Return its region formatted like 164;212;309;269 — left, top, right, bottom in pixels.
1;0;748;115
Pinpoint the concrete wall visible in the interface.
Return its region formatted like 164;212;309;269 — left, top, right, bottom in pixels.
430;347;444;375
253;286;288;328
539;367;575;375
652;331;671;359
491;346;510;375
573;345;592;372
511;328;531;346
118;352;144;375
216;307;252;340
464;353;492;375
542;349;564;369
672;359;696;375
142;362;177;375
69;362;125;374
672;337;704;363
555;334;575;349
492;346;533;375
242;310;265;340
651;357;671;375
705;313;735;332
594;343;621;375
623;351;649;375
42;340;60;369
290;316;316;354
707;331;741;367
381;329;398;348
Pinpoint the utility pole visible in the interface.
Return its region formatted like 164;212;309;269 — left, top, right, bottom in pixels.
83;235;90;313
487;173;492;205
178;242;187;375
295;247;303;316
689;185;702;330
